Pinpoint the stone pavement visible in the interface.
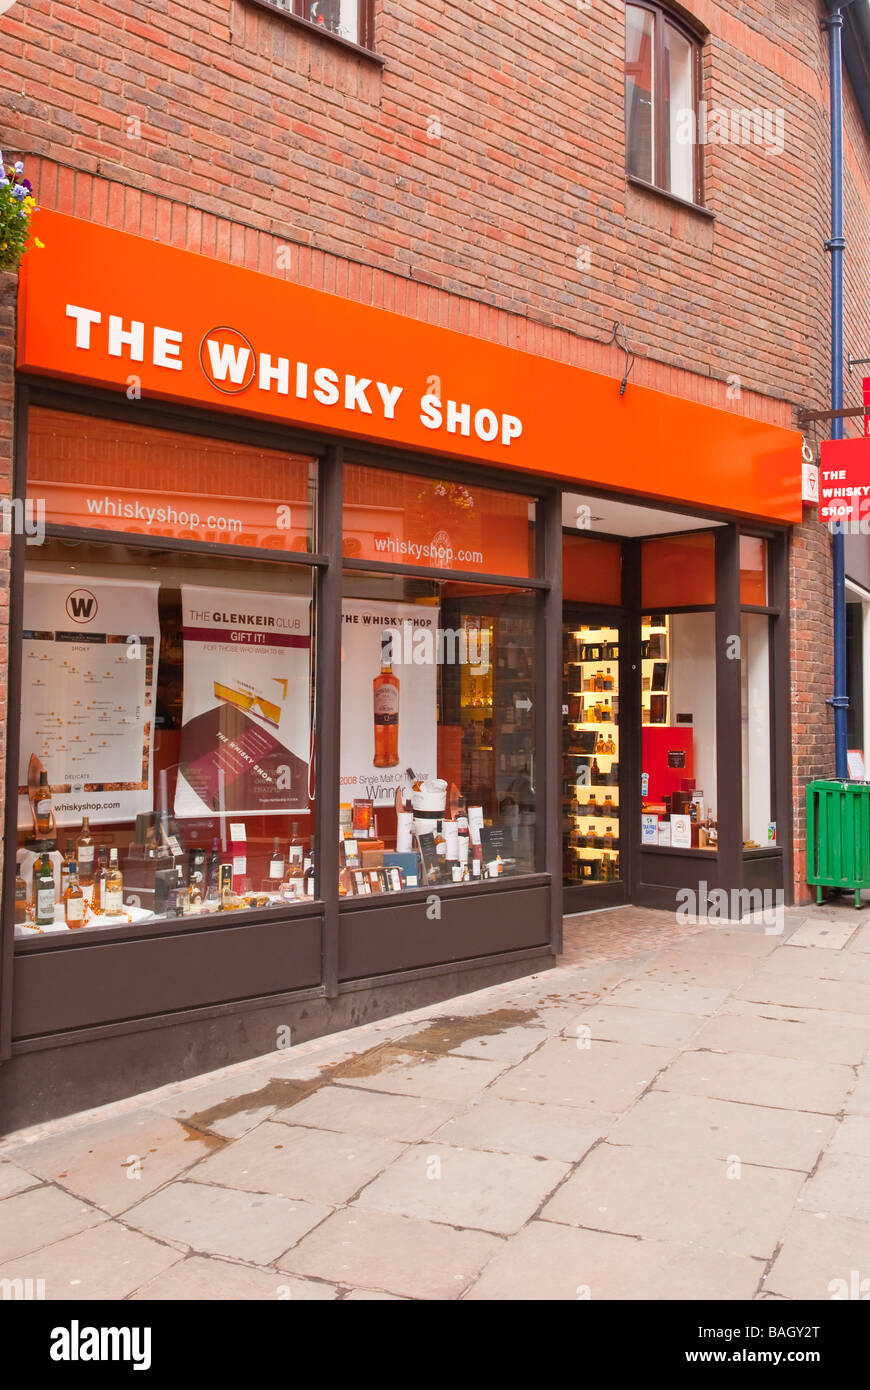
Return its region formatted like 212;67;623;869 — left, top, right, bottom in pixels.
2;901;870;1301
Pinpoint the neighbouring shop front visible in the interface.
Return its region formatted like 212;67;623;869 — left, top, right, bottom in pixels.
0;210;802;1130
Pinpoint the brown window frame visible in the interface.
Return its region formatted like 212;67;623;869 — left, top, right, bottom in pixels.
625;1;705;207
245;0;379;61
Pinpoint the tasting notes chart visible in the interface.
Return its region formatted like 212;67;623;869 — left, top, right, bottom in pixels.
18;574;159;828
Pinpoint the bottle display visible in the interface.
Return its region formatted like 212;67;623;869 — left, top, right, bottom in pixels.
373;632;400;767
562;620;621;888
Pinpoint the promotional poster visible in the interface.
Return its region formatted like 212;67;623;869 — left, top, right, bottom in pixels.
340;599;438;806
174;584;312;817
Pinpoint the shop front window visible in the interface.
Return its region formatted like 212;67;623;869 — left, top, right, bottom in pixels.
16;412;319;939
343;462;536;578
340;572;538;894
563;621;621;886
640;610;718;850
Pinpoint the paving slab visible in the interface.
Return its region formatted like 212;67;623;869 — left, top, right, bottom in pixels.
330;1047;508;1102
753;946;870;983
131;1256;337;1300
800;1152;870;1223
849;922;870;954
124;1180;331;1264
489;1037;672;1112
786;918;857;951
765;1210;870;1300
564;1004;704;1049
828;1115;870;1158
724;997;870;1031
0;1218;181;1300
602;979;730;1016
278;1206;501;1299
464;1219;763;1300
272;1085;457;1143
353;1141;568;1236
637;949;764;990
149;1073;298;1140
610;1089;834;1171
541;1143;804;1259
845;1068;870;1116
673;928;780;956
190;1121;405;1206
343;1288;408;1300
431;1096;610;1162
691;1011;870;1066
655;1049;855;1115
4;1111;216;1215
0;1185;105;1263
735;974;870;1015
0;1160;41;1199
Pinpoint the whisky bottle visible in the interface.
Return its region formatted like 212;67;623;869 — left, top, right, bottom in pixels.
372;632;400;768
269;837;285;882
14;870;27;923
64;861;85;929
32;770;53;837
602;668;614;692
595;732;607;754
76;815;96;887
91;846;109;912
288;823;304;878
60;838;75;899
35;854;56;927
103;848;124;916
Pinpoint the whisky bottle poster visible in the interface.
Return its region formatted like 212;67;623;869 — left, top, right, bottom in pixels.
17;573;159;828
340;599;437;806
174;584;312;817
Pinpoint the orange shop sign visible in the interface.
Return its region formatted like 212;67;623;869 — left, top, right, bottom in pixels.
18;211;802;522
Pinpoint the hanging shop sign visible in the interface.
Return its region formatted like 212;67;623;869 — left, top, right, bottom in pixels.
18;211;802;522
819;437;870;524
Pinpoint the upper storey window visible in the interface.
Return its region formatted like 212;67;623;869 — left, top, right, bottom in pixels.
625;2;703;205
263;0;373;51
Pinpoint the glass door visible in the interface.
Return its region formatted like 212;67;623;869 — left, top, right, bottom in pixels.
562;612;626;906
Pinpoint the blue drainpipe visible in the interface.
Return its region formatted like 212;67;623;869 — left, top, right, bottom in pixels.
824;4;850;778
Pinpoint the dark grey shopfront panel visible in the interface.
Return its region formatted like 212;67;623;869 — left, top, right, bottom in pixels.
12;912;323;1039
339;881;550;980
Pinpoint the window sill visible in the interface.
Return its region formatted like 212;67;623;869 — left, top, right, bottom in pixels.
627;175;715;221
243;0;385;66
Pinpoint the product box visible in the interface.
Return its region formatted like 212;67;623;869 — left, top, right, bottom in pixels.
671;814;692;849
384;852;419;889
657;820;672;846
361;843;385;869
641;814;659;846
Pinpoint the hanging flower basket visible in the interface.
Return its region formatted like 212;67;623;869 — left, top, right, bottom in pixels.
0;153;42;274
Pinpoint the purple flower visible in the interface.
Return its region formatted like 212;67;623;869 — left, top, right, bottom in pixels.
12;184;27;201
20;179;31;191
13;161;24;174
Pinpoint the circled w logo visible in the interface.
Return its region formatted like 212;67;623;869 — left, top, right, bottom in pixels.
66;589;98;624
199;326;257;395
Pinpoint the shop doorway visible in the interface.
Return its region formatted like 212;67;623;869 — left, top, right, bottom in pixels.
562;606;629;912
